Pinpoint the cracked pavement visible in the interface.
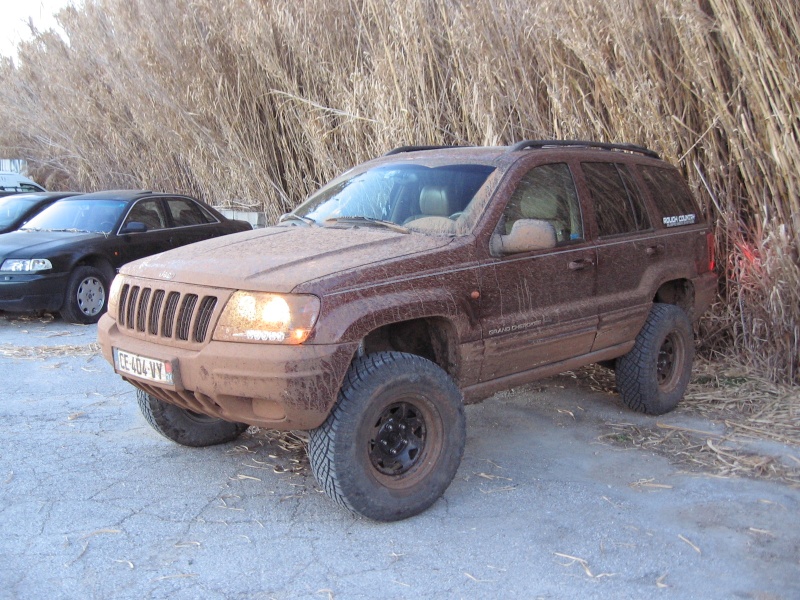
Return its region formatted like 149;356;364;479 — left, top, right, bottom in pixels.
1;314;798;599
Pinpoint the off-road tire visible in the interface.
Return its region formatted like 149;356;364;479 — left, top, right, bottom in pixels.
616;303;694;415
137;389;248;447
60;265;108;324
308;352;466;522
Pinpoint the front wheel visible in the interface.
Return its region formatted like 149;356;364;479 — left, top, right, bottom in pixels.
137;390;248;447
615;303;694;415
309;352;466;521
60;265;108;324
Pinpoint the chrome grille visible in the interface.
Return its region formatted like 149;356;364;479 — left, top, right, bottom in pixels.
117;283;218;344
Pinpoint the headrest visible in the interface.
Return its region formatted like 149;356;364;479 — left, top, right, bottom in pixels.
419;186;452;217
520;189;560;220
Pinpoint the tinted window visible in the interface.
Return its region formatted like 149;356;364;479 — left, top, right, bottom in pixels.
639;165;702;227
167;198;215;226
125;200;167;231
583;162;651;236
501;163;583;243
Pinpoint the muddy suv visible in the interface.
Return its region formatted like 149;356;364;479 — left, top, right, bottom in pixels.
98;140;717;521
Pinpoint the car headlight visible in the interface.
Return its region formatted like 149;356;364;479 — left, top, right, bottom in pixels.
213;291;321;344
0;258;52;272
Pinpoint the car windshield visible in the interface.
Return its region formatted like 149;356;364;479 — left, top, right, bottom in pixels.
21;200;128;234
292;163;496;235
0;195;39;229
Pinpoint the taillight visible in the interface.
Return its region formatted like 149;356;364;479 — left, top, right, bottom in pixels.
706;232;716;272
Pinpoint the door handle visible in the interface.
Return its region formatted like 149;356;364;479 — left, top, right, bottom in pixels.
645;244;665;256
568;258;594;271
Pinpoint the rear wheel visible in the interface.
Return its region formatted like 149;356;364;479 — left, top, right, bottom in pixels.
615;303;694;415
60;265;108;324
309;352;466;521
137;389;248;447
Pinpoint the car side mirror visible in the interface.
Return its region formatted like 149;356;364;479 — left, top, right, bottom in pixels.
491;219;557;255
121;221;148;234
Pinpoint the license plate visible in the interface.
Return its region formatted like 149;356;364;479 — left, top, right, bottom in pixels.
113;348;174;385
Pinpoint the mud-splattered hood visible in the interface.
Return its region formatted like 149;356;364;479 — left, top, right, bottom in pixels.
120;225;453;293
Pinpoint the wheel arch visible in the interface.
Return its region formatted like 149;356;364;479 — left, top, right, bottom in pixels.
358;316;461;379
653;278;695;318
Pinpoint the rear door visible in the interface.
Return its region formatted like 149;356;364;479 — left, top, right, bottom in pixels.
578;161;661;351
477;160;599;381
164;196;224;246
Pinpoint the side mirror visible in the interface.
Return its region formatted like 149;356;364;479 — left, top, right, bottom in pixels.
121;221;148;234
491;219;556;255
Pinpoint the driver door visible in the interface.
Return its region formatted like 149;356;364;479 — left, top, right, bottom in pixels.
478;162;598;381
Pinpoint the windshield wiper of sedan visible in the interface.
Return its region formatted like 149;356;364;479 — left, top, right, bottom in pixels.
324;216;410;234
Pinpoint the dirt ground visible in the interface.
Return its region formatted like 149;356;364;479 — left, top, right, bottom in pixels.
1;312;798;599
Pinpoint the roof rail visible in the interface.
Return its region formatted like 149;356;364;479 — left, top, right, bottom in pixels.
507;139;659;159
384;145;466;156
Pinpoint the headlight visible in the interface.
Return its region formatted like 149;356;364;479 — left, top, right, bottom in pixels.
0;258;52;272
213;291;320;344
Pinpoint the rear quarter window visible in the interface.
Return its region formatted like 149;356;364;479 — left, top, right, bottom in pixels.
639;165;703;227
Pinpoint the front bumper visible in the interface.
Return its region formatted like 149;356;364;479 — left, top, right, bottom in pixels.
98;314;358;430
0;271;67;312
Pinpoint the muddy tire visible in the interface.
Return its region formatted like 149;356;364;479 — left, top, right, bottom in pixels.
615;303;694;415
60;266;108;324
308;352;466;522
137;389;248;447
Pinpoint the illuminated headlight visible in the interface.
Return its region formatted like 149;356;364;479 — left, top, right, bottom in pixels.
0;258;52;272
106;275;124;316
213;292;321;344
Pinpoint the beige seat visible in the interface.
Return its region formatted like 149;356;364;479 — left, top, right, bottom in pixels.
515;188;568;241
405;186;455;223
403;185;458;233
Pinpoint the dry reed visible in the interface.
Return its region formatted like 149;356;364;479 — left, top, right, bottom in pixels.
0;0;797;383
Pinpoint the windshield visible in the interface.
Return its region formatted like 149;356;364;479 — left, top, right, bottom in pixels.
0;195;40;229
292;163;496;235
22;199;128;234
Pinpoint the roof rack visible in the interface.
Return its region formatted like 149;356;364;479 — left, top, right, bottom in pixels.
507;139;659;159
384;145;466;156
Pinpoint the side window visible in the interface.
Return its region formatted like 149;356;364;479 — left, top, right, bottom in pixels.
639;165;702;227
124;199;166;231
501;163;584;244
582;162;651;237
166;198;215;227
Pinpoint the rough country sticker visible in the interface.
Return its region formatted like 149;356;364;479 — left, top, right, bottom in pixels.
663;214;696;227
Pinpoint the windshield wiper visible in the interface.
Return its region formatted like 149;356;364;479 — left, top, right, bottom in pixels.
324;216;410;234
278;213;317;227
48;228;92;233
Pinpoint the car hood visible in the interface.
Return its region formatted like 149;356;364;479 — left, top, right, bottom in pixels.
122;226;453;293
0;230;105;259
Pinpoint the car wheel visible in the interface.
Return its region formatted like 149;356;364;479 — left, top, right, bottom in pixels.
615;303;694;415
60;265;109;324
137;389;248;447
308;352;466;521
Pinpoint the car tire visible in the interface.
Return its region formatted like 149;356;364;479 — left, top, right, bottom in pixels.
60;265;108;324
615;303;694;415
137;389;248;447
308;352;466;522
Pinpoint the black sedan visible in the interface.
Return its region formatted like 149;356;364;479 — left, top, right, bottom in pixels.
0;192;80;234
0;190;252;323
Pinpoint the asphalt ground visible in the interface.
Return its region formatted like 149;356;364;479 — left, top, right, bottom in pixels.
1;312;798;599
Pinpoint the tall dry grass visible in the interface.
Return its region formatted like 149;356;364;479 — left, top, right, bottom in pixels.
0;0;797;383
